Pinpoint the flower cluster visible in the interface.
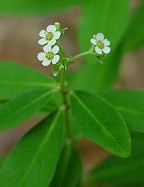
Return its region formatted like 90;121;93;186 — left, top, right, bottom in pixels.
90;33;111;55
37;23;111;76
37;23;61;66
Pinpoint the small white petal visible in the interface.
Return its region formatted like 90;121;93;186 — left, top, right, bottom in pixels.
48;39;56;46
39;30;46;37
43;45;52;53
38;38;47;45
42;59;51;66
37;52;46;61
102;47;111;54
52;55;60;64
54;31;61;39
95;46;102;54
46;25;56;32
90;39;97;45
103;39;110;46
96;33;104;41
52;45;59;54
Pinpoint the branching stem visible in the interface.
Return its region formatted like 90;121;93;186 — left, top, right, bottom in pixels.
68;50;91;65
59;46;100;140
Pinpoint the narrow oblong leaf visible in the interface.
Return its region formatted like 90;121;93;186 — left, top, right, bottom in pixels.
70;91;131;158
50;141;82;187
0;0;84;15
0;88;55;130
123;2;144;52
89;135;144;186
0;110;64;187
0;62;55;100
100;90;144;133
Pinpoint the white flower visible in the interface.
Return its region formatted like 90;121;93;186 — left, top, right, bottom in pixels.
90;33;111;55
38;25;61;46
37;45;60;66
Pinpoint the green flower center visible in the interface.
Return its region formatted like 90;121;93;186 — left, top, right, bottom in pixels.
97;41;104;49
45;52;54;60
46;32;53;40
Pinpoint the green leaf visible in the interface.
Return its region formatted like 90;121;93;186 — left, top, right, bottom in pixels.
0;62;55;100
50;141;82;187
41;100;58;113
70;91;131;158
0;110;64;187
0;0;83;15
68;46;122;92
123;2;144;52
89;134;144;186
79;0;129;52
0;157;5;167
0;88;55;130
100;90;144;133
69;110;82;139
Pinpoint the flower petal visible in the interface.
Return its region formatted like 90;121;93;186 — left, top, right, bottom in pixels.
46;25;56;32
52;45;59;54
54;31;61;39
37;52;46;61
38;38;47;45
95;46;102;54
96;33;104;41
52;55;60;64
42;59;51;66
48;39;56;46
103;39;110;46
39;30;46;37
90;39;97;45
102;47;111;54
43;45;52;53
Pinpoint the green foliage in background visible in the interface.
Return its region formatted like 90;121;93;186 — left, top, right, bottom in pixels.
0;0;144;187
100;90;144;133
89;134;144;187
0;0;85;14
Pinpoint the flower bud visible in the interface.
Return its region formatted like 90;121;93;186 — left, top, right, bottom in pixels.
54;22;61;31
52;59;68;76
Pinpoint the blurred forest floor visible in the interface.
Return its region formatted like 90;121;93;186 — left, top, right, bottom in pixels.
0;0;143;173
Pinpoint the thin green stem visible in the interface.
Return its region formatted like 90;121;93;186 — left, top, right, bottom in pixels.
58;43;73;139
64;102;72;140
60;69;73;140
68;50;91;65
59;49;92;140
59;46;97;141
60;69;66;89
